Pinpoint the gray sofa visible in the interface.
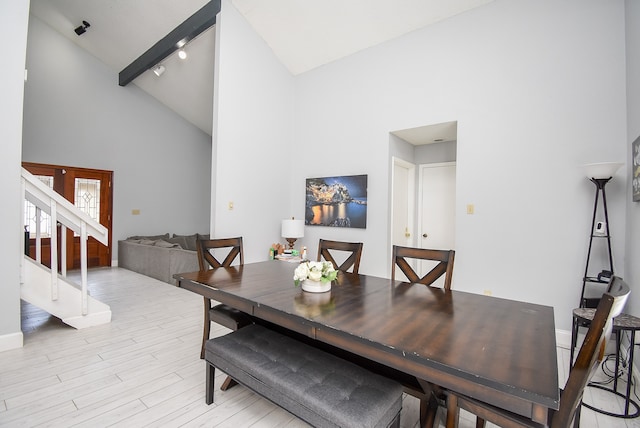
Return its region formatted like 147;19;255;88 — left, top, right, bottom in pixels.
118;233;205;285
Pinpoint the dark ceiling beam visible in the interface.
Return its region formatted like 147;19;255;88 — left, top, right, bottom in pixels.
119;0;220;86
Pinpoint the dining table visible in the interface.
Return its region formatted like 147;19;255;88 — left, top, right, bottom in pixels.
174;260;559;427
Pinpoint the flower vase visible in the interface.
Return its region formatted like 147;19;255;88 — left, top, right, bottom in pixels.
301;279;331;293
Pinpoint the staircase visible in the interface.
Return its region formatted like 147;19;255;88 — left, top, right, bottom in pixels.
20;168;112;329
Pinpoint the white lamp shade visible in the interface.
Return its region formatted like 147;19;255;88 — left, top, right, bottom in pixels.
584;162;624;179
282;219;304;238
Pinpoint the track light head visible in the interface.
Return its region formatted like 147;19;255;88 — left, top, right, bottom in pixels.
152;65;166;77
74;20;91;36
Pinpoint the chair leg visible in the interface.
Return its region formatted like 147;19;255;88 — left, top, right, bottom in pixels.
206;362;215;404
200;298;211;359
420;395;439;428
419;398;427;428
446;394;459;428
220;375;238;391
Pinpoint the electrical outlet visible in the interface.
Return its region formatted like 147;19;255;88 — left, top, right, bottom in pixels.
466;204;475;215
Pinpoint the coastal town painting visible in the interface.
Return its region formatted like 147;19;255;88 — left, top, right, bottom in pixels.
305;174;367;228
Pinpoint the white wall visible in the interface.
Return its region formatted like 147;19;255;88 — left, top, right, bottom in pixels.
22;16;212;257
289;0;627;331
0;0;29;351
625;0;640;315
212;0;295;263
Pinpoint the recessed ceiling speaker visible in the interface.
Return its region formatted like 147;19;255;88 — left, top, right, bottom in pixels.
74;20;91;36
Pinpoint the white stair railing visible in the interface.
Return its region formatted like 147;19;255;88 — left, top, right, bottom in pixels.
21;167;108;315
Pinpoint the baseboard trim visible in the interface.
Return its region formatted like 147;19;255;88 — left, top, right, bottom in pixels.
0;331;23;353
556;328;572;349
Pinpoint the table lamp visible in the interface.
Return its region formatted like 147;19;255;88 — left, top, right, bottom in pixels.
282;218;304;249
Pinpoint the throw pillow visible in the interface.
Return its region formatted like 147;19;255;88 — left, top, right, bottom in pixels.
128;233;170;241
154;240;181;248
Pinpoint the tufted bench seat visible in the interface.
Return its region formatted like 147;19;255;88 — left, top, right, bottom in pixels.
205;324;402;428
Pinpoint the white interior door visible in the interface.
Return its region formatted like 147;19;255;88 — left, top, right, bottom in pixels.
391;158;415;249
418;162;456;285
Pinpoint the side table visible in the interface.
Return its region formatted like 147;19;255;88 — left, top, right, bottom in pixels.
571;309;640;418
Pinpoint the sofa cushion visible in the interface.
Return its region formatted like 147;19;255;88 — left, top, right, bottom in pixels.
173;233;198;251
154;239;181;248
167;236;188;249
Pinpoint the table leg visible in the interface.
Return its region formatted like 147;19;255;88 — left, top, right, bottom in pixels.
614;329;621;392
570;316;578;370
625;331;635;416
584;327;640;419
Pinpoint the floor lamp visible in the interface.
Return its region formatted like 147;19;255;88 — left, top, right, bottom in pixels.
579;162;623;308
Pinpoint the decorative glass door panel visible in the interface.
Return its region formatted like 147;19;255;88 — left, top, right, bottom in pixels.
74;178;101;233
25;175;54;238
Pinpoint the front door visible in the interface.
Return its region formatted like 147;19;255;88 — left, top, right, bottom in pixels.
23;162;113;269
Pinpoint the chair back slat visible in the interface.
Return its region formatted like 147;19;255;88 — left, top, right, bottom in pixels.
197;237;244;271
392;245;455;289
552;276;630;427
317;239;363;274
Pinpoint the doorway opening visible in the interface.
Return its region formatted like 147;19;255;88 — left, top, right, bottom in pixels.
389;121;457;282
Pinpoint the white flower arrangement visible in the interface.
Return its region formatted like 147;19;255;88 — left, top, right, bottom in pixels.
293;261;337;286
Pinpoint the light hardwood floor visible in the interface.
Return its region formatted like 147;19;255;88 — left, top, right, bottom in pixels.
0;267;638;427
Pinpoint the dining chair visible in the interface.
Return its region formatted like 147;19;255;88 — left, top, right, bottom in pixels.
391;245;455;289
317;239;363;274
445;276;630;428
390;245;456;427
196;237;252;384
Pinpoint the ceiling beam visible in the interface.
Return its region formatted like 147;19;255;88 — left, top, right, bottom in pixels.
119;0;220;86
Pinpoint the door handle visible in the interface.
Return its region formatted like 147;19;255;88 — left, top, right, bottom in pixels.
422;233;428;238
404;227;411;238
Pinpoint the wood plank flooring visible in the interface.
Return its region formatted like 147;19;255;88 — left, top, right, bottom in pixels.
0;267;638;427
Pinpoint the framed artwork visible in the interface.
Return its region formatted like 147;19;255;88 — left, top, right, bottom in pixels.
305;174;367;228
634;135;640;202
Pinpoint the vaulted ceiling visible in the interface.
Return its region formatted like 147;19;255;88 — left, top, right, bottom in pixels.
29;0;493;137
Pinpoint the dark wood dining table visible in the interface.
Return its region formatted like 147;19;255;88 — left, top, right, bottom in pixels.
174;260;559;426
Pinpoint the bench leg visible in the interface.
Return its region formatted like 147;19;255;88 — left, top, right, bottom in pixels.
206;362;215;404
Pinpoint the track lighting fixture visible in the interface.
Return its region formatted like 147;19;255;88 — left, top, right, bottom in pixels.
74;20;91;36
152;65;166;77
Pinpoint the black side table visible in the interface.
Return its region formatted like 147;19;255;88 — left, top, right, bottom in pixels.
571;308;640;418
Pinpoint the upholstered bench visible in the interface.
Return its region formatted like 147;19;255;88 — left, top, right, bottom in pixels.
205;324;403;428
